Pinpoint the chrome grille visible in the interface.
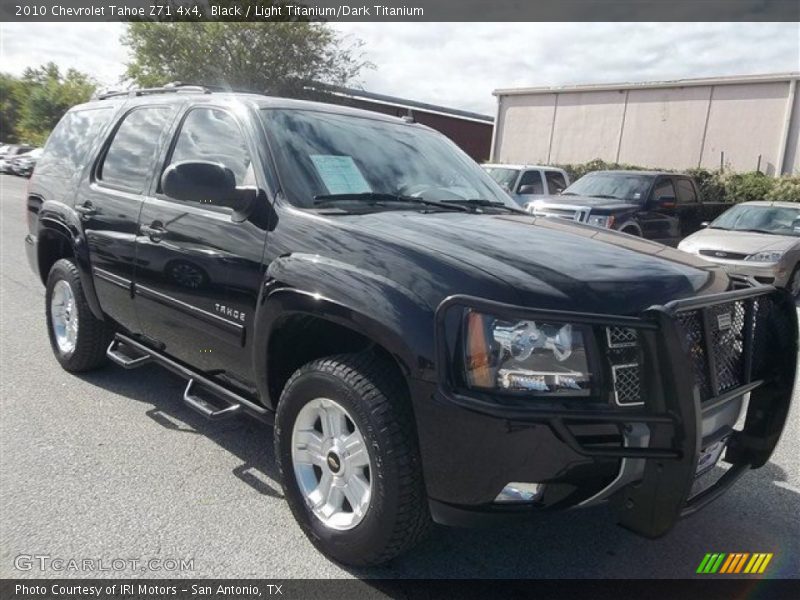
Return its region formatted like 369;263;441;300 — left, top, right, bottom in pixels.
605;327;642;405
612;363;641;405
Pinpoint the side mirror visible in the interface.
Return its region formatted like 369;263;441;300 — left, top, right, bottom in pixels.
518;184;541;195
161;160;253;212
653;195;677;210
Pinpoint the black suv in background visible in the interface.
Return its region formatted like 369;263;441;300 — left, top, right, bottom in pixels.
528;170;731;245
24;86;797;566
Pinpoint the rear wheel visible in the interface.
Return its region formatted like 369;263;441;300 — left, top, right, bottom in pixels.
275;352;431;566
45;258;112;372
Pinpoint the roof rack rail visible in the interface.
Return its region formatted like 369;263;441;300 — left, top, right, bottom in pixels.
95;82;215;100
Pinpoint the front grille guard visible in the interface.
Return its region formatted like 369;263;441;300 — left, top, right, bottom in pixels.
435;285;797;537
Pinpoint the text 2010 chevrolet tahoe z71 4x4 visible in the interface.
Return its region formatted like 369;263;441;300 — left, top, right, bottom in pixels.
24;86;797;566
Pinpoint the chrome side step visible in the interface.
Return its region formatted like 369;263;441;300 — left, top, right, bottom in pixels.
183;379;242;421
107;338;152;369
107;333;272;424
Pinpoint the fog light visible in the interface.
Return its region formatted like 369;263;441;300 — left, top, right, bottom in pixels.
494;482;543;504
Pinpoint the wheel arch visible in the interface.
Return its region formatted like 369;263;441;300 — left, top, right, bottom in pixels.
253;287;422;411
37;214;105;321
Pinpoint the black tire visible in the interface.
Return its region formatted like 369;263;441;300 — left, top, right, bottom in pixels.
788;264;800;300
45;258;112;372
275;352;431;566
620;227;641;237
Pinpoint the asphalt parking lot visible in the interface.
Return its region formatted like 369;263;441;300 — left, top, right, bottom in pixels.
1;172;799;580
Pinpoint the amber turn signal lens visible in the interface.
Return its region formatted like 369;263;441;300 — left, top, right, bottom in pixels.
465;310;493;388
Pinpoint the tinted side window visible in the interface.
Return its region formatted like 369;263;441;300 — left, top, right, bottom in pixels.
652;178;676;201
167;108;252;186
545;171;567;194
517;170;544;194
676;179;698;203
37;108;112;180
99;107;172;193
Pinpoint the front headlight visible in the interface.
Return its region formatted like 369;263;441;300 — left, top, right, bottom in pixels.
586;215;615;228
464;310;593;395
745;251;783;263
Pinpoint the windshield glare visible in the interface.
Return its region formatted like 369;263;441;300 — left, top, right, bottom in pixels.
261;109;512;209
484;167;519;190
711;205;800;236
563;172;652;201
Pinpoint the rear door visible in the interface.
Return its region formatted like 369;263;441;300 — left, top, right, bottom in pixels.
675;177;702;238
77;104;177;332
134;104;270;392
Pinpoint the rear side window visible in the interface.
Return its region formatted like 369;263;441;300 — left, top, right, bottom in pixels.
98;107;173;193
36;107;112;180
545;171;567;194
517;170;544;194
676;179;698;203
166;108;253;186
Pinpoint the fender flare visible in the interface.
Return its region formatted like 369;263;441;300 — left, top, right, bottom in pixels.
251;286;425;410
38;210;105;321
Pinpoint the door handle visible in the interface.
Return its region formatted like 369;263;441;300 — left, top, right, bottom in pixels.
75;203;96;217
140;223;167;241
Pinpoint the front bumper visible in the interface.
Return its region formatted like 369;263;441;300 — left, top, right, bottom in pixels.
418;285;797;537
682;252;787;286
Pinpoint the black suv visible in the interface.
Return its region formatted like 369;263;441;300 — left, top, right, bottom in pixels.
24;86;797;567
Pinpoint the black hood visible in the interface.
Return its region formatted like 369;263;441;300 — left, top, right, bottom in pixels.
331;211;728;316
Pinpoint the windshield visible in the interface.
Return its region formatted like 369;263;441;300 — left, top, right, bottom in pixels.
710;204;800;236
483;167;520;190
562;172;653;202
261;109;512;209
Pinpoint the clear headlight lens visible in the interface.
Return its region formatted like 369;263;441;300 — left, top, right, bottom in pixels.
586;215;615;228
744;251;783;263
464;310;593;395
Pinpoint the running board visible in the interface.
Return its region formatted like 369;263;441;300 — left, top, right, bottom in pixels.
107;338;152;369
183;379;242;421
107;334;272;424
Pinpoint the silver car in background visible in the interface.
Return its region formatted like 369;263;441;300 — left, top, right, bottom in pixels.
678;201;800;298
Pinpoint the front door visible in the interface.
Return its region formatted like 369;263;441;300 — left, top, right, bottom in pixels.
675;177;702;237
78;104;177;333
134;105;270;392
640;176;680;246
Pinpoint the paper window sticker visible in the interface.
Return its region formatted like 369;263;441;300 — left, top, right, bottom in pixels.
310;155;372;195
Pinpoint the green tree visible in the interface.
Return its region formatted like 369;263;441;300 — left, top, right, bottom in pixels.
11;63;96;146
122;21;370;97
0;73;24;143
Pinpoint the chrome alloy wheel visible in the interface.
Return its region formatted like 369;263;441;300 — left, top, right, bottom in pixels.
291;398;372;530
51;279;78;354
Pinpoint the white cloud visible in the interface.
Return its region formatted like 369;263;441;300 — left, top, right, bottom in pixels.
1;22;797;114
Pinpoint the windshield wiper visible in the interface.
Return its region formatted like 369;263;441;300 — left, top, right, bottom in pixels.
560;192;579;196
313;192;468;212
443;198;529;214
589;194;620;200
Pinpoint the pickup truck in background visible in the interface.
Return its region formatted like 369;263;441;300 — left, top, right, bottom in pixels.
482;163;570;207
526;170;732;246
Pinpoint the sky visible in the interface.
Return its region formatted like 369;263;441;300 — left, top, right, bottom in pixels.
1;22;798;115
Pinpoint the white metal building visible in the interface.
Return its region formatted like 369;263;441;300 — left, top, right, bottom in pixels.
491;73;800;176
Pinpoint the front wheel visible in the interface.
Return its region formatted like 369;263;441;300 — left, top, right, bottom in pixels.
45;258;112;372
275;353;431;566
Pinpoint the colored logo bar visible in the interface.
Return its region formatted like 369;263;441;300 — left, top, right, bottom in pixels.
697;553;773;574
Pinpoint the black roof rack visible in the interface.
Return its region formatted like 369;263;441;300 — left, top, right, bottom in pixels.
94;82;217;101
